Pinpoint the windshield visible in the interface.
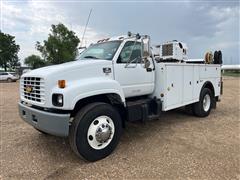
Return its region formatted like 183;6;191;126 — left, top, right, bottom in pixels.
78;41;121;60
10;73;16;76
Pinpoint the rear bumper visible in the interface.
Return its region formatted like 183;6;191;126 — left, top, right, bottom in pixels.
18;102;70;137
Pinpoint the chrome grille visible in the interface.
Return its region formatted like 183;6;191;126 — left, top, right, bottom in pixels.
21;77;45;103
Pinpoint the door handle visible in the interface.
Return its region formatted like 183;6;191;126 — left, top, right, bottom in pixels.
125;64;137;68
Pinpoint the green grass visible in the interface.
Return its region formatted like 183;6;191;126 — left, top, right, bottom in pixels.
222;71;240;77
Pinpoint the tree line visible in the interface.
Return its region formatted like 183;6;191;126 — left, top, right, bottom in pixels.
0;23;80;70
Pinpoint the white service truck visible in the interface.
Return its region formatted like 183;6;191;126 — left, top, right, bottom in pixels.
19;32;222;161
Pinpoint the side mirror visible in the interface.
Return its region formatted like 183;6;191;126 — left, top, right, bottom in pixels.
142;36;150;58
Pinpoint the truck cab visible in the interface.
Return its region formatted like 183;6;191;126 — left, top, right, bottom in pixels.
18;32;222;161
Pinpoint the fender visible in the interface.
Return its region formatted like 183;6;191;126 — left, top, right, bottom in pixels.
58;77;125;109
199;80;217;108
200;81;215;98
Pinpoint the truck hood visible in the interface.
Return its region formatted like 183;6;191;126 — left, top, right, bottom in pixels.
20;59;115;109
22;60;112;79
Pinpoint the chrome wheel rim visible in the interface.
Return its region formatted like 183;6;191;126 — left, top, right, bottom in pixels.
203;94;211;112
87;116;115;150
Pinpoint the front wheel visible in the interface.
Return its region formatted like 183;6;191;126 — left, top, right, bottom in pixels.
69;102;122;161
193;88;213;117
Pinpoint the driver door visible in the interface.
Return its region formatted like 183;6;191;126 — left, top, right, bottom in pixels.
113;41;154;98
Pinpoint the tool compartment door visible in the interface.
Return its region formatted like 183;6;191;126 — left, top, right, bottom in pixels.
200;65;220;79
183;65;194;102
164;65;183;109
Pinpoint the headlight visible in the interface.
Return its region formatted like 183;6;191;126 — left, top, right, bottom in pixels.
52;94;63;107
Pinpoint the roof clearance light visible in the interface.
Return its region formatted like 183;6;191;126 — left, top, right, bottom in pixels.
58;80;66;88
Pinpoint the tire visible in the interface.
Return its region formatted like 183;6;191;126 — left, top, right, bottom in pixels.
214;51;218;64
69;102;122;162
193;88;213;117
185;104;195;115
7;78;12;82
213;50;223;64
218;50;222;64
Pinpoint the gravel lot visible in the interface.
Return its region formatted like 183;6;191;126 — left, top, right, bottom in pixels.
0;77;239;179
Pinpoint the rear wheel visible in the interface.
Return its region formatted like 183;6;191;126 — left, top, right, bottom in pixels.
193;88;213;117
69;102;122;161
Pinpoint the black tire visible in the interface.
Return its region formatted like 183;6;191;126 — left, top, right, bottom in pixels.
214;51;218;64
218;50;222;64
69;102;122;162
193;88;213;117
7;78;12;82
213;50;223;64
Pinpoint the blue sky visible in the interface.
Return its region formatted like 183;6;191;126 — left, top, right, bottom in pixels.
1;0;239;64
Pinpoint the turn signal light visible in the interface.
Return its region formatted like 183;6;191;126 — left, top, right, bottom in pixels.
58;80;66;88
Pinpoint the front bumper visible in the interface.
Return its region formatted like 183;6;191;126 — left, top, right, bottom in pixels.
18;102;70;137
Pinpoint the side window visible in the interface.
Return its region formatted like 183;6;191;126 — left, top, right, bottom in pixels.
117;41;142;63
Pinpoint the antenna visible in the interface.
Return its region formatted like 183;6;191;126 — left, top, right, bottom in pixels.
80;9;92;48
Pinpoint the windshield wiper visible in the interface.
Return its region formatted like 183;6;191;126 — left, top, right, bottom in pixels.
83;55;99;59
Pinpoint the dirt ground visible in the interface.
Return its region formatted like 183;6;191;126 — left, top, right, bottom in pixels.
0;77;239;180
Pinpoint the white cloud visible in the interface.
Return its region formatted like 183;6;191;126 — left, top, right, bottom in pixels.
187;4;239;63
1;1;106;63
71;25;108;47
1;2;21;29
208;6;239;51
1;1;239;65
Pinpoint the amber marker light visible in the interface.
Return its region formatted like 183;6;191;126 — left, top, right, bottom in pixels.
58;80;66;88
